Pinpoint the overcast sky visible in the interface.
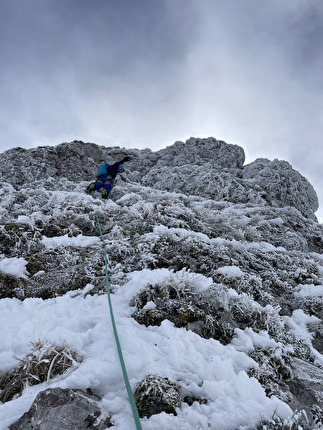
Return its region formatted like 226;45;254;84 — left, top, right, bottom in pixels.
1;0;323;220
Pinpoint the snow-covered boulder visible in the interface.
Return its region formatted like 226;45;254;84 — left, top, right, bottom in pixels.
9;388;112;430
155;137;245;169
140;137;318;219
243;158;319;220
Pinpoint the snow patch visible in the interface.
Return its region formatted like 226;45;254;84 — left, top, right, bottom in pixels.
295;284;323;298
143;301;156;311
284;309;321;341
0;257;29;279
231;328;280;353
217;266;244;278
41;234;100;249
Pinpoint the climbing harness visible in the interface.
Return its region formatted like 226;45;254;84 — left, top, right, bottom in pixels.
96;175;116;188
95;211;143;430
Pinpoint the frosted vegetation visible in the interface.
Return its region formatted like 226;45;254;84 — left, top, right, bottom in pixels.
0;138;322;429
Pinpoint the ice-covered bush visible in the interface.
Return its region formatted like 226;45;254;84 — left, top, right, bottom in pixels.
0;340;80;403
134;374;181;418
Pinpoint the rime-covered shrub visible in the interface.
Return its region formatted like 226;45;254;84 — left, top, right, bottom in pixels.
256;409;322;430
131;275;286;346
0;341;80;403
134;374;181;418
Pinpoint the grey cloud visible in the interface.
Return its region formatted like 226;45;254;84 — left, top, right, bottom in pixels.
0;0;194;149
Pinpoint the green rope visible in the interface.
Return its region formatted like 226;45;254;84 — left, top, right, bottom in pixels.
95;212;143;430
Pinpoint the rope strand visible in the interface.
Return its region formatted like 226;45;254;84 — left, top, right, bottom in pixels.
95;212;143;430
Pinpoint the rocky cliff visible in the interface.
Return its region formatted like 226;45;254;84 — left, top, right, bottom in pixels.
0;138;322;429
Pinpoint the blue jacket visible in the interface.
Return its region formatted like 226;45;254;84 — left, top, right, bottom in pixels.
97;159;126;180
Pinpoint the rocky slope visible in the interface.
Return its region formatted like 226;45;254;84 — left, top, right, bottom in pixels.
0;137;322;429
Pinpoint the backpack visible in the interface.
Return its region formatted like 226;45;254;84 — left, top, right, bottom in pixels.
97;162;109;177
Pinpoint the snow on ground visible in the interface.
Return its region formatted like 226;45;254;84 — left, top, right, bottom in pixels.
295;283;323;298
0;258;29;279
1;185;321;429
216;266;244;278
0;266;292;430
284;309;321;343
41;234;100;249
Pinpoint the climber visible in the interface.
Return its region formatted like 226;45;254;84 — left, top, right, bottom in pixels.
85;156;131;199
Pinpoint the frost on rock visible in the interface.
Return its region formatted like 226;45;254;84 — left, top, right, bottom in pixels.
243;158;319;220
9;387;112;430
140;137;319;220
0;137;318;219
153;137;245;169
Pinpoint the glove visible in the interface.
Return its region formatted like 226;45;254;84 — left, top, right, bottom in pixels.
122;156;131;163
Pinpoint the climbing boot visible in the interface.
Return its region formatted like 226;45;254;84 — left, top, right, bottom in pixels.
101;189;109;199
85;182;96;194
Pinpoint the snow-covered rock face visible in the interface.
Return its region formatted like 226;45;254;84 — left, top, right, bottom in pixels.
0;138;323;430
243;158;319;219
0;137;318;219
155;137;245;169
141;138;319;220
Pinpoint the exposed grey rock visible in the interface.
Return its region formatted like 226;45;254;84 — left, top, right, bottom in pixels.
9;388;112;430
287;358;323;427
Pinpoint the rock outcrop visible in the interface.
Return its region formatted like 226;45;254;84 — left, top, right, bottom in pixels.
9;388;112;430
0;137;319;219
242;158;319;219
